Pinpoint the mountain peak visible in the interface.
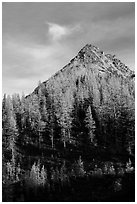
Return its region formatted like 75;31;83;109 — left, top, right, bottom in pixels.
34;43;134;96
78;43;100;57
74;44;134;78
79;43;99;51
75;44;103;64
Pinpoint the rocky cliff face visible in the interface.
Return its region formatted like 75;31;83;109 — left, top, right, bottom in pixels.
32;44;135;157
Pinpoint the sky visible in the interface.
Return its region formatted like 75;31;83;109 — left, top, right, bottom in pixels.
2;2;135;95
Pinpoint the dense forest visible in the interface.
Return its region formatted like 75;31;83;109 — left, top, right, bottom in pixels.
2;44;135;201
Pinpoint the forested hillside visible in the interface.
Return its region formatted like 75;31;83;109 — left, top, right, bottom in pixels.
2;44;135;201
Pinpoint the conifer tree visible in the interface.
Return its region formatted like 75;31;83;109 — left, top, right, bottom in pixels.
2;95;18;164
71;96;89;153
85;106;96;145
59;96;72;148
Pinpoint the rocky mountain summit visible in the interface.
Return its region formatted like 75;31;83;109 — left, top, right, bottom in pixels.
34;44;134;95
39;44;134;83
77;44;134;77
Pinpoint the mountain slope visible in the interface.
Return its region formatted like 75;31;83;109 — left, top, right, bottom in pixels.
30;44;135;156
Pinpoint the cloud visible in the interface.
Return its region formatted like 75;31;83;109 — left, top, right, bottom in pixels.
2;36;75;95
47;22;81;41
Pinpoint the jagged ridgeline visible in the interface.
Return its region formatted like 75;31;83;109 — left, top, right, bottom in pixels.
3;44;135;160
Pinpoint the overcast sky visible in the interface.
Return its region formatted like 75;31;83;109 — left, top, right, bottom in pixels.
2;2;135;95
